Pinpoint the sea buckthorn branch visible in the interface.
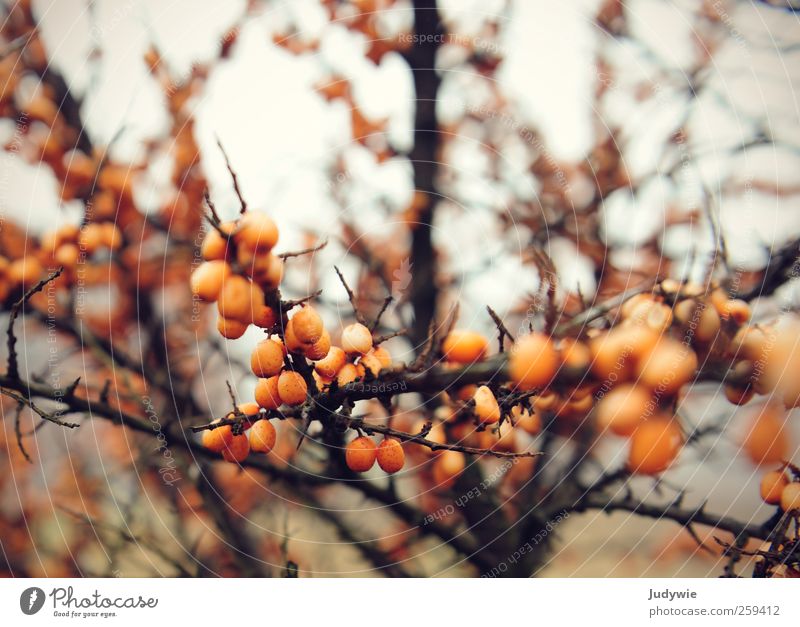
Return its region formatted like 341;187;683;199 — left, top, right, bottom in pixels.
738;237;800;301
575;490;773;542
0;368;493;569
340;415;541;460
6;266;64;379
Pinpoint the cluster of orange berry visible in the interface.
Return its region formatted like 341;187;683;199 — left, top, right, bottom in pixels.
190;210;283;339
760;467;800;513
201;403;276;463
436;282;797;478
0;220;124;302
192;211;407;472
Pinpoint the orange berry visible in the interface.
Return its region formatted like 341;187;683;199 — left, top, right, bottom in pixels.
635;338;698;396
760;321;800;407
217;275;254;323
731;326;771;362
376;438;405;473
190;260;232;302
345;436;377;472
277;370;308;405
252;305;277;329
509;333;558;391
341;323;373;354
54;243;80;270
234;210;279;252
283;319;305;353
673;298;697;325
292;306;323;345
238;402;260;417
625;299;673;333
336;362;361;386
627;415;683;475
591;326;658;381
250;339;285;378
261;253;284;289
372;345;391;368
760;470;789;505
315;346;347;378
201;421;233;453
242;249;273;283
742;403;788;465
249;419;277;454
780;483;800;512
533;392;558;411
217;316;248;340
696;304;722;343
313;370;332;390
8;256;43;288
621;293;655;318
222;433;250;463
709;288;730;317
721;299;751;324
595;383;652;436
511;405;541;436
78;223;104;254
360;351;383;377
442;329;488;364
236;402;260;430
201;222;235;261
473;385;501;425
100;223;122;250
305;329;331;361
255;376;282;410
557;338;591;370
432;450;466;487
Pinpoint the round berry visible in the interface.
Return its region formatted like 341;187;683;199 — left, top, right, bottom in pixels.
376;438;405;473
277;370;308;406
346;436;377;472
509;333;558;391
249;419;277;454
341;323;373;354
250;339;285;378
442;330;488;364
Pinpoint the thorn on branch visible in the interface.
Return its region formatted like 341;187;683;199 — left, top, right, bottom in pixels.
486;305;515;351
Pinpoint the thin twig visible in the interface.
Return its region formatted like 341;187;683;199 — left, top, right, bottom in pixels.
215;136;247;214
334;265;367;325
373;328;407;345
348;416;542;459
13;402;32;463
370;294;394;332
7;267;64;379
278;239;328;260
486;305;515;351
